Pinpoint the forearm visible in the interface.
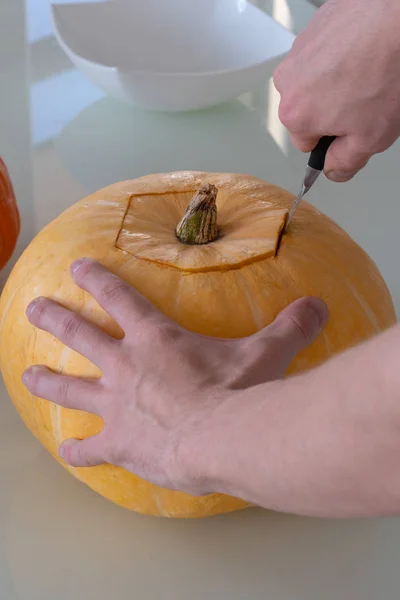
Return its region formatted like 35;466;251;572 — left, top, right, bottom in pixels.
189;323;400;518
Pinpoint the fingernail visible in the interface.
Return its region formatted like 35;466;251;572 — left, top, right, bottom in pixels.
22;369;31;385
306;298;329;329
22;365;47;386
58;438;78;461
326;171;356;182
71;258;86;274
26;297;42;317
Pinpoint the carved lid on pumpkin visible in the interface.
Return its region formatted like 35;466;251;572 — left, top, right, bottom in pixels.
115;188;288;273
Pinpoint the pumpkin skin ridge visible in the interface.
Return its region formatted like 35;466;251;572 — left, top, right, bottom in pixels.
0;171;396;518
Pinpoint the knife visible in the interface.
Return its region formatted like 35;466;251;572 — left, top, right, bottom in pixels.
283;135;336;234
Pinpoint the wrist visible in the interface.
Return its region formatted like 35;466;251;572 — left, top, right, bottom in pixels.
167;324;400;518
169;388;246;497
171;383;284;501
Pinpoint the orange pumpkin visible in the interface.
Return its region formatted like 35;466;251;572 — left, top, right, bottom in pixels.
0;158;20;270
0;172;396;518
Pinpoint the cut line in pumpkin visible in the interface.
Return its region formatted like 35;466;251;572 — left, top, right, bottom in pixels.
115;189;288;273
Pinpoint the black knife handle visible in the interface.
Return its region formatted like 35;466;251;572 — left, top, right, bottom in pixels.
308;136;336;171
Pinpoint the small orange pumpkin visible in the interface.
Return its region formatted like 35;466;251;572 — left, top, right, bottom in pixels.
0;158;20;270
0;172;396;518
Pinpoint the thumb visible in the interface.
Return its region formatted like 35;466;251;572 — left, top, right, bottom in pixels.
324;135;371;183
260;297;329;376
58;435;105;468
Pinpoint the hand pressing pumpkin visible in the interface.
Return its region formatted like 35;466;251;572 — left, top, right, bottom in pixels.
22;258;328;497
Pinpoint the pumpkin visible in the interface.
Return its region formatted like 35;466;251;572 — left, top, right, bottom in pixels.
0;171;396;518
0;158;20;270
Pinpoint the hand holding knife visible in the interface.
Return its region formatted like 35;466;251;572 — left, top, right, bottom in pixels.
283;136;336;234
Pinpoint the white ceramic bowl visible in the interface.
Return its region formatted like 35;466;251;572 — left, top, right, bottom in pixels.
51;0;295;112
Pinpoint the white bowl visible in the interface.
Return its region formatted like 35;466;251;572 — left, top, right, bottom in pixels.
50;0;295;112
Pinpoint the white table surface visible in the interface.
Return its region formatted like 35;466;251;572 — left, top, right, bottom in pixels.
1;1;400;599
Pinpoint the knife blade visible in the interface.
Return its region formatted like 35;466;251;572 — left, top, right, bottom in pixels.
283;135;336;234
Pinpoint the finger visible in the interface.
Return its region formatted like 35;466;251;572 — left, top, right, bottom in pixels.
272;62;284;93
26;297;117;370
291;133;321;154
70;258;157;332
264;297;329;369
277;103;321;153
324;135;370;182
22;365;103;415
58;435;106;468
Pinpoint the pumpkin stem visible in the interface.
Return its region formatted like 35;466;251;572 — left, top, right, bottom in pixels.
176;184;218;245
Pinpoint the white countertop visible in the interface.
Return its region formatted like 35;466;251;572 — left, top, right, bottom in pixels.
1;1;400;598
